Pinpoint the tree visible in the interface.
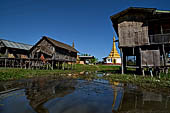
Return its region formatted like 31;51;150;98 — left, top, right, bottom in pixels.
89;57;98;65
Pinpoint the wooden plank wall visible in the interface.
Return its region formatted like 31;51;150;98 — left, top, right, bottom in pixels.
141;50;160;67
118;13;149;47
118;21;149;47
30;38;77;62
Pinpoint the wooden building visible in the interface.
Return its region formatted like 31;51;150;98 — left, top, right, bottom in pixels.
0;39;32;58
29;36;79;69
77;55;95;64
0;39;32;68
110;7;170;74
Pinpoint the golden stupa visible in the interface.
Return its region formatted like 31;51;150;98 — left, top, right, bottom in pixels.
108;37;120;59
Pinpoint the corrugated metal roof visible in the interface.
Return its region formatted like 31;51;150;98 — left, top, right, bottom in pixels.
156;10;170;13
0;39;32;50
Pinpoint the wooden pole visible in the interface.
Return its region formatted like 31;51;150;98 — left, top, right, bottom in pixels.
120;48;124;74
57;62;59;69
52;60;54;70
5;48;8;68
29;59;31;69
71;62;73;70
142;68;145;76
162;44;166;66
63;62;65;70
5;58;7;68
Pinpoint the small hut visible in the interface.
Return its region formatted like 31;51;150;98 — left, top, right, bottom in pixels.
77;55;95;64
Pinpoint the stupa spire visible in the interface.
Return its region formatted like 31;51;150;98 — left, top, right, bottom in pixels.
72;41;75;48
108;37;120;58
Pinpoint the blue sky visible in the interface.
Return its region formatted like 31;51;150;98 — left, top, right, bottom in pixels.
0;0;169;60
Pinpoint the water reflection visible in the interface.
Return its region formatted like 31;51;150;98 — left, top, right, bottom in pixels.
25;78;77;113
110;81;170;113
0;76;170;113
112;82;124;112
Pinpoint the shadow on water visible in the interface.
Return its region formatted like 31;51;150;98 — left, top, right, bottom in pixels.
0;74;170;113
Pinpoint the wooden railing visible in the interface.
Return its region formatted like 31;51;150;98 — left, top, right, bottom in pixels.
55;55;77;62
149;33;170;44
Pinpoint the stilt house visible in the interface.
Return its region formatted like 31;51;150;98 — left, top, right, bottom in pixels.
110;7;170;74
0;39;32;58
29;36;78;69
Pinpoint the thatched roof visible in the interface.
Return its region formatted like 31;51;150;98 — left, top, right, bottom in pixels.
30;36;79;53
45;36;79;53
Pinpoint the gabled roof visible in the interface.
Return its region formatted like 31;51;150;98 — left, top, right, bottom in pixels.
110;7;156;21
110;7;170;21
0;39;32;50
30;36;79;53
45;36;79;53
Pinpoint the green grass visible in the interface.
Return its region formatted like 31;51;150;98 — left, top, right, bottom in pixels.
1;64;170;92
102;73;170;92
0;64;120;81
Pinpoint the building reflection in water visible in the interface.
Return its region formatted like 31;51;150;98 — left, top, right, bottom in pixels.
24;77;77;113
1;77;170;113
111;81;170;113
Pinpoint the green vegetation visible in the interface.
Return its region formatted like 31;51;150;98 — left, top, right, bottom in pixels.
0;64;170;92
0;64;119;81
104;74;170;91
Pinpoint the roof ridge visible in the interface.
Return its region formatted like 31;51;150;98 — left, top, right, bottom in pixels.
43;36;79;53
45;36;72;47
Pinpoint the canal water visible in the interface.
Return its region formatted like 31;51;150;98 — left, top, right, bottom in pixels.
0;73;170;113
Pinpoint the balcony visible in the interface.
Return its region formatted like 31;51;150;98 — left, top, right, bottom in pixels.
149;33;170;44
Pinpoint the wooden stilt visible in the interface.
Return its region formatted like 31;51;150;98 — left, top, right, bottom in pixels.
29;59;31;69
142;68;145;76
150;68;153;77
52;60;54;70
120;48;124;74
5;58;7;68
162;44;166;66
71;62;72;70
57;62;59;69
63;62;65;70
